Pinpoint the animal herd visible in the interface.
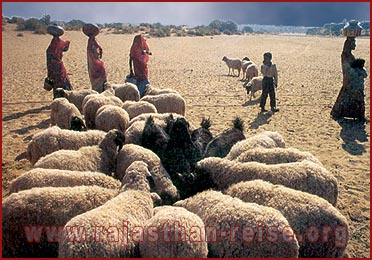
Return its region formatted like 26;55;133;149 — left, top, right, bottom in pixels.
222;55;264;100
2;76;349;258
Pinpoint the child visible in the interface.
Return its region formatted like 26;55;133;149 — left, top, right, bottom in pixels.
260;52;279;113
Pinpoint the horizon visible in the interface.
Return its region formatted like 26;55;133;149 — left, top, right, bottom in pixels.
2;2;370;28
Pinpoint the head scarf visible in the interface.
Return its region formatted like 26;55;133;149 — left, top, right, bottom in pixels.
130;34;150;63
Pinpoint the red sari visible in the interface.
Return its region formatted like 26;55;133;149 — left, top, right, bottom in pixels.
130;34;150;81
46;36;72;90
87;36;107;93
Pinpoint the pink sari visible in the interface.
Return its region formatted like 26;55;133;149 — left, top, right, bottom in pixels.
87;36;107;92
46;36;72;90
130;34;150;81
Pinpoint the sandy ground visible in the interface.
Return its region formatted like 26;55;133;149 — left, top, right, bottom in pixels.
2;23;370;257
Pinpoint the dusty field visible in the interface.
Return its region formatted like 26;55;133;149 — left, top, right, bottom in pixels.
2;23;370;257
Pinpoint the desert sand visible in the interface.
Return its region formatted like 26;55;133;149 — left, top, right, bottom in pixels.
2;23;370;257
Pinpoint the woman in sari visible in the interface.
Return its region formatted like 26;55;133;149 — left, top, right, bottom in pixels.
84;24;107;93
129;34;152;97
46;25;72;97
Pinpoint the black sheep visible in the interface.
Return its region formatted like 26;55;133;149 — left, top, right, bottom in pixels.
141;116;169;157
162;117;203;199
191;117;213;155
203;117;245;158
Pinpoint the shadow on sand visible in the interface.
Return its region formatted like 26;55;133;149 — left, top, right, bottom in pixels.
249;111;273;129
336;118;369;155
2;105;50;122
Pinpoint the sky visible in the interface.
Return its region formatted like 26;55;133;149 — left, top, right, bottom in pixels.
2;2;370;27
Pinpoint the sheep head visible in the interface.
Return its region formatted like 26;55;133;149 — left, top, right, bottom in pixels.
222;56;227;61
70;116;87;131
142;116;169;155
53;88;67;99
101;129;125;151
114;130;125;151
245;83;252;94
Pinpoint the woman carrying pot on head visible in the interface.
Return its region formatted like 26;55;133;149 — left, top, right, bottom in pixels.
128;34;152;98
83;23;107;93
45;25;73;98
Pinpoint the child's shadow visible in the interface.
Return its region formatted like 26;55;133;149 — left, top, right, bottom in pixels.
249;112;273;129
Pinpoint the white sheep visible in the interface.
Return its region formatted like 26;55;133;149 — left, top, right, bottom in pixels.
222;56;242;77
115;144;179;204
141;93;186;116
244;76;263;100
235;147;323;165
50;98;83;129
82;93;123;129
122;100;157;120
174;190;300;257
53;88;98;112
34;129;125;176
2;185;118;258
95;105;130;133
245;63;259;82
226;180;349;258
58;161;153;258
144;84;180;96
225;130;285;160
26;126;106;165
241;59;253;80
196;157;338;205
8;168;121;194
139;206;208;258
108;82;140;102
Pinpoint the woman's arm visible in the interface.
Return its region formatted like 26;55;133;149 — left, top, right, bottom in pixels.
63;40;70;52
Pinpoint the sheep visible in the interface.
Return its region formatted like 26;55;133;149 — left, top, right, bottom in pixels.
82;93;123;129
53;88;98;112
122;100;157;120
226;180;349;257
115;144;179;204
174;190;300;257
245;63;259;82
144;84;180;96
34;129;125;176
95;105;130;133
160;117;203;199
58;161;153;258
50;98;83;129
204;117;245;158
128;112;188;127
139;206;208;258
241;58;253;80
235;147;323;165
8;168;121;194
26;126;106;165
141;116;170;157
191;117;213;155
196;157;338;205
225;130;285;160
141;93;186;116
107;82;140;102
125;113;194;145
222;56;242;77
70;115;87;131
244;76;263;100
2;185;118;258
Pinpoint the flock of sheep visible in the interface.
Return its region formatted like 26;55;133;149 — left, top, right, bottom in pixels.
2;78;348;258
222;56;264;100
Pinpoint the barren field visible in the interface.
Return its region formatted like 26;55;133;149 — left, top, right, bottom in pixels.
2;23;370;257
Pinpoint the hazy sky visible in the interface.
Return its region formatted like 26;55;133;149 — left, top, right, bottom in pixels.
2;2;370;27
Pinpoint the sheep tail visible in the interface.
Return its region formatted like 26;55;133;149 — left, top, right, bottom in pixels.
232;117;244;132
